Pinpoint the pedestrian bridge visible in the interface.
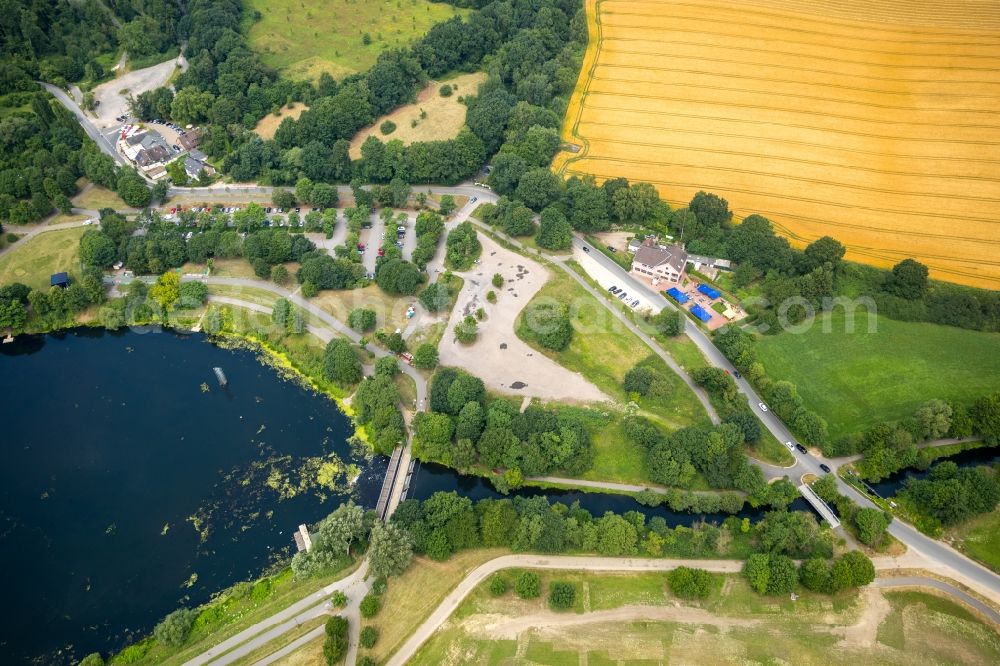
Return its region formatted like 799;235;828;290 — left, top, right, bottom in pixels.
797;483;841;529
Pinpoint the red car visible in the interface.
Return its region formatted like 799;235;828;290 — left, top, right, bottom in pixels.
357;243;365;251
377;248;385;257
169;207;176;214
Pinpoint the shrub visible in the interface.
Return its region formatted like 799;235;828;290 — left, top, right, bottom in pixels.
413;342;439;369
515;571;540;599
323;616;348;664
488;574;508;596
492;273;504;288
359;625;379;648
486;290;497;303
330;590;348;607
455;315;478;344
380;120;396;135
348;307;377;332
358;658;376;666
667;567;713;599
154;608;196;647
623;365;655;395
548;581;576;609
359;592;381;618
439;84;453;97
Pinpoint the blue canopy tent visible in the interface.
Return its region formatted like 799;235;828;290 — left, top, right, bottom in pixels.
697;284;721;300
690;304;712;322
665;287;689;304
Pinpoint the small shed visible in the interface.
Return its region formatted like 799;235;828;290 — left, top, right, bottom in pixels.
50;272;69;289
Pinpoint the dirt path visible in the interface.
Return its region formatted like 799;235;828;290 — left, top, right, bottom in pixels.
437;232;609;404
835;586;892;649
466;604;760;641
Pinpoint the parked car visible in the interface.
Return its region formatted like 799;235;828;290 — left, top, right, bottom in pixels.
294;207;301;213
733;370;742;379
357;243;365;251
630;299;640;307
796;444;808;454
607;285;617;292
395;240;403;248
378;248;385;257
784;441;795;452
582;246;590;252
819;464;832;474
172;145;181;152
471;197;477;203
618;292;627;300
758;402;768;412
607;245;617;253
397;225;406;232
265;207;272;213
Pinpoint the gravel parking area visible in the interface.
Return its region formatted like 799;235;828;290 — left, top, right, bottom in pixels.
439;233;609;404
90;56;186;128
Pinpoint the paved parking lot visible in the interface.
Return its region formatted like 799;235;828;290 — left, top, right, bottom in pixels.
572;245;657;314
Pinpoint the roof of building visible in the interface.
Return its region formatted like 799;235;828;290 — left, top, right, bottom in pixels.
634;243;687;274
178;129;201;150
50;272;69;286
687;253;732;269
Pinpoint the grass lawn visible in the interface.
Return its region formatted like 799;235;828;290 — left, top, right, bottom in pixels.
517;269;709;432
72;179;128;210
311;283;417;335
947;509;1000;574
0;226;86;290
245;0;467;80
755;311;1000;440
366;548;507;664
409;569;1000;665
254;103;309;140
349;72;486;159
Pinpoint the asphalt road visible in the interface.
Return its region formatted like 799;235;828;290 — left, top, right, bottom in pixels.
40;82;129;168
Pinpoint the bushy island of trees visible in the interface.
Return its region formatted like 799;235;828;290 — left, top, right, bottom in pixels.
412;368;804;513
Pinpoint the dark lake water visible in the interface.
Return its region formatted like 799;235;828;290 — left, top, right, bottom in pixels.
0;328;817;664
0;329;383;664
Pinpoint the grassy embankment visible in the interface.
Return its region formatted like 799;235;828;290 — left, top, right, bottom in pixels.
756;311;1000;440
245;0;466;81
562;259;793;467
0;226;86;290
112;557;358;666
516;268;712;485
408;569;1000;665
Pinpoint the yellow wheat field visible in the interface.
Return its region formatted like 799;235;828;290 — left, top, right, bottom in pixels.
554;0;1000;288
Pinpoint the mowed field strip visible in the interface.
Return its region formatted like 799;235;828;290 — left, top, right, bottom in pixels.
554;0;1000;288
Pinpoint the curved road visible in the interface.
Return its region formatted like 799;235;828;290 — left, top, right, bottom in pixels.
386;554;1000;666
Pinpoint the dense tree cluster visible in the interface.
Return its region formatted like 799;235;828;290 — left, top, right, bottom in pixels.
900;460;1000;533
413;368;593;479
445;221;481;270
352;373;406;455
411;211;445;269
624;417;776;504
